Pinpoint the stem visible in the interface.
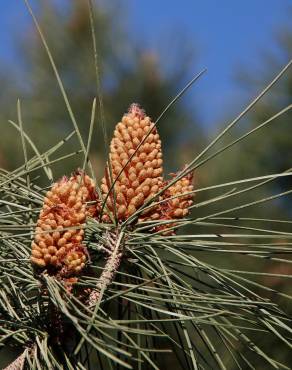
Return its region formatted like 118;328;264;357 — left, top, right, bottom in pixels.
4;350;26;370
89;230;124;307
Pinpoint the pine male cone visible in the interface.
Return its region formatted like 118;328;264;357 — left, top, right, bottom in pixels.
101;103;163;222
31;172;97;275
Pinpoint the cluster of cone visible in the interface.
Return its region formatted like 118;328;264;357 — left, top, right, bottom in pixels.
101;104;194;233
31;172;97;276
31;104;194;276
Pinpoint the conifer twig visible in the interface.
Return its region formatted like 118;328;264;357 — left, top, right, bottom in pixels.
88;230;125;307
4;349;26;370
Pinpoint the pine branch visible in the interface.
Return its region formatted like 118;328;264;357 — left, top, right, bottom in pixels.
88;229;125;307
1;2;292;368
4;349;26;370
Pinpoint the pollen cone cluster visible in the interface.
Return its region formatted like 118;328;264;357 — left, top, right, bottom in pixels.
31;172;97;275
155;172;194;234
163;172;194;219
31;104;195;278
101;103;163;221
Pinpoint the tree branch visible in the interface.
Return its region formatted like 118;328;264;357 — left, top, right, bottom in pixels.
4;350;26;370
88;229;124;307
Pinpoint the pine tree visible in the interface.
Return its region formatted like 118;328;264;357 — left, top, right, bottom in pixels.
1;1;292;369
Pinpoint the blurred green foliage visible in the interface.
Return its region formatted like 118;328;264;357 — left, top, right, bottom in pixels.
0;0;204;179
206;26;292;218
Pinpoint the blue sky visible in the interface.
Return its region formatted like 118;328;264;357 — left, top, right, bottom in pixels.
0;0;291;127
